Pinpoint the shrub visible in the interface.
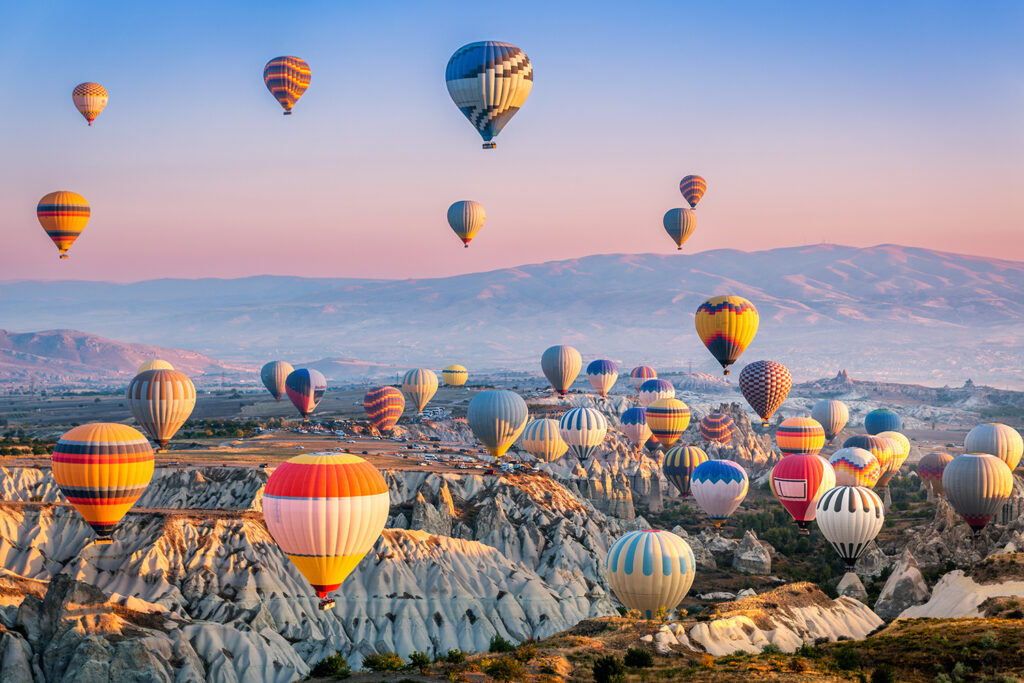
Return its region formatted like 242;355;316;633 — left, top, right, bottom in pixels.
593;654;625;683
700;653;715;669
654;605;669;622
489;634;516;653
761;642;783;655
871;664;896;683
482;657;524;682
362;651;404;672
624;648;653;668
514;641;538;663
977;632;998;649
796;644;822;659
441;649;466;664
408;650;431;673
308;653;351;679
834;646;861;671
788;658;809;673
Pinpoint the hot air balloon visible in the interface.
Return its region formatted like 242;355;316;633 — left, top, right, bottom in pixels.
645;434;662;453
261;360;294;401
815;486;885;569
811;399;849;443
842;435;894;480
646;398;690;448
864;408;901;435
630;366;656;390
37;191;90;259
604;530;696;619
541;345;582;396
467;390;528;458
586;359;619;397
445;41;532;149
137;359;173;374
442;364;469;387
770;453;836;532
699;413;735;445
638;379;675;407
775;417;826;455
285;369;326;419
52;423;154;544
679;175;707;208
663;445;708;497
126;370;196;452
875;431;910;488
943;454;1013;533
447;201;486;247
829;447;882;488
263;56;311;114
619;407;652;449
695;296;759;375
690;460;748;527
263;452;388;610
559;407;608;460
519;419;568;462
364;387;405;432
72;82;108;126
738;360;791;427
964;423;1023;471
401;369;439;414
662;209;697;251
918;452;953;496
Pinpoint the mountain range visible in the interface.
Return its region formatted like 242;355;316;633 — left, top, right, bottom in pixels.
1;244;1021;387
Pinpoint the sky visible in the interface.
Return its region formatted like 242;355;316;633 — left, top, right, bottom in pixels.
0;0;1021;282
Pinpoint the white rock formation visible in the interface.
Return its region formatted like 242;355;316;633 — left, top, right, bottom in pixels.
899;571;1024;619
873;548;930;620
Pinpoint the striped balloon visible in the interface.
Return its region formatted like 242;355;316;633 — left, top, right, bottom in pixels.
52;423;154;543
138;359;173;374
286;369;327;418
964;423;1023;471
864;408;901;435
646;398;690;448
619;407;652;447
662;209;697;250
586;359;619;397
72;82;108;125
447;201;486;247
679;174;707;208
401;368;439;414
605;530;696;619
828;447;882;488
442;364;468;387
638;379;675;407
541;345;582;396
842;435;894;484
770;453;836;530
558;407;608;460
263;56;311;114
738;360;792;427
695;296;759;375
943;454;1013;532
126;370;196;451
775;417;826;455
815;486;885;569
918;452;953;496
263;452;389;610
699;413;734;445
467;390;528;458
261;360;294;401
690;460;748;527
663;445;708;497
445;41;532;148
645;435;662;453
630;365;657;390
518;419;568;463
363;387;405;432
811;399;849;443
37;191;90;259
875;431;910;488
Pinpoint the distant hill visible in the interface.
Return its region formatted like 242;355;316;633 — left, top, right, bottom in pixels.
1;244;1022;387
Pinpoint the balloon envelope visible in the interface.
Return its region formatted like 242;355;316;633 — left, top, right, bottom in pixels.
586;359;619;397
662;209;696;250
72;82;108;125
865;409;901;435
261;361;294;401
402;369;438;413
815;486;884;569
364;387;405;431
638;379;675;407
695;296;759;375
770;453;836;529
646;398;690;448
942;454;1013;532
964;423;1023;471
519;419;568;462
605;530;696;619
37;191;89;259
619;407;652;447
812;399;849;442
630;366;656;390
541;345;582;396
739;360;792;427
679;174;707;208
126;370;196;450
829;447;882;488
918;452;954;495
875;431;910;488
775;417;825;455
445;41;532;147
558;407;608;460
442;364;468;387
286;369;326;418
138;359;173;374
447;201;486;246
699;413;735;445
842;435;894;483
467;390;528;458
264;56;311;113
663;445;708;497
691;460;748;527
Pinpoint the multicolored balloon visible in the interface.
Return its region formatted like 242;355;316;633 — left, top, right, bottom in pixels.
864;408;901;435
72;82;108;125
690;460;748;527
662;209;697;251
775;417;826;455
811;399;849;443
738;360;791;427
875;431;910;488
815;486;884;570
964;423;1023;471
467;390;528;458
619;407;652;448
770;453;836;531
445;41;532;149
261;360;294;401
447;200;486;247
541;345;582;396
363;387;405;432
263;452;389;610
285;369;326;418
943;454;1013;533
586;359;618;397
52;423;154;544
263;56;311;114
829;447;881;488
37;191;90;259
646;398;691;448
663;445;708;497
679;174;707;208
918;452;953;496
401;368;438;414
518;419;568;462
442;364;468;386
638;378;675;407
137;359;173;374
559;407;608;460
126;369;196;452
699;413;735;445
842;435;894;484
695;296;759;375
630;366;656;390
604;530;696;619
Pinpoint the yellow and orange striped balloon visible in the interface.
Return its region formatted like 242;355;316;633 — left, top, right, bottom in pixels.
694;296;759;375
263;56;311;114
37;191;90;259
646;397;691;448
126;369;196;451
52;423;154;543
775;417;826;455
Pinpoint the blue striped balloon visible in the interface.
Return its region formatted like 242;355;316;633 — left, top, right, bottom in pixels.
638;378;675;407
619;407;651;447
864;408;901;435
558;407;608;460
445;41;533;148
690;460;749;526
605;530;696;618
586;359;619;397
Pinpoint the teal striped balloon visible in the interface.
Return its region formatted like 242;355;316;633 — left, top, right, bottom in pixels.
604;530;696;619
467;390;528;459
558;407;608;460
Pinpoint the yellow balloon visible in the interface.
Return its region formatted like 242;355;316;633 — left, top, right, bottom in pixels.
694;296;759;375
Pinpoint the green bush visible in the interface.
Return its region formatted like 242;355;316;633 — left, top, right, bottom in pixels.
593;654;625;683
408;650;430;672
795;643;822;659
834;646;861;671
308;653;351;679
440;649;466;664
760;642;783;655
624;648;653;668
514;641;537;663
871;664;896;683
362;651;404;672
489;634;516;653
482;657;525;682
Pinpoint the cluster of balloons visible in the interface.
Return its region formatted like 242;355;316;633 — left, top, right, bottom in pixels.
662;174;707;251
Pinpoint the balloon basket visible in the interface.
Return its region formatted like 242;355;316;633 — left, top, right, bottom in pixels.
318;598;335;611
723;369;730;376
59;254;69;260
283;111;292;116
93;538;112;546
482;142;496;149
